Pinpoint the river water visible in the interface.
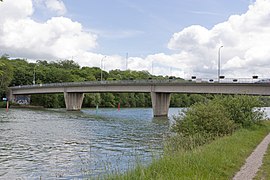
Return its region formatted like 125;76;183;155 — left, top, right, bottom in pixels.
0;108;181;179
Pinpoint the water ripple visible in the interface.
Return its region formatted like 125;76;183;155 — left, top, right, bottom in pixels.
0;108;180;179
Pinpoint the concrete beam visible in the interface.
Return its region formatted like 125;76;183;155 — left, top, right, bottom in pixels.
64;92;84;111
151;92;171;117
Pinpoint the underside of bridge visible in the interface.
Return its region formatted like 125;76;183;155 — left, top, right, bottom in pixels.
63;92;171;116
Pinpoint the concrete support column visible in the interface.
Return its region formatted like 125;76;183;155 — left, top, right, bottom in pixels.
64;92;84;111
151;92;171;117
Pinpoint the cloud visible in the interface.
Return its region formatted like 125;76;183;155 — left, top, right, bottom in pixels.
1;0;270;79
33;0;66;15
167;0;270;78
44;0;66;15
0;0;33;22
168;25;211;51
0;0;97;61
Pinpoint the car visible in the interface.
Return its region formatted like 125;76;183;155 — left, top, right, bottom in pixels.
255;79;270;83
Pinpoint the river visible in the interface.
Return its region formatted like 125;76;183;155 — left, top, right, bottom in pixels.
0;108;181;179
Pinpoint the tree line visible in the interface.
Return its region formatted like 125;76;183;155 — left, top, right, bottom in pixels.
1;56;269;108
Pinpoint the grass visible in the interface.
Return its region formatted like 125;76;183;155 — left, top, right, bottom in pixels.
254;138;270;180
107;121;270;180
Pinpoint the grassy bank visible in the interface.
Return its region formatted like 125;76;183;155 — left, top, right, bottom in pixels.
108;122;270;180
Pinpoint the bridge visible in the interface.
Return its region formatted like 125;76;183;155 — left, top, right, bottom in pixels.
8;80;270;117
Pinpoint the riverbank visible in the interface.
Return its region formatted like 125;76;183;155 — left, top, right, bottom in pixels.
10;105;44;109
0;101;44;109
108;121;270;179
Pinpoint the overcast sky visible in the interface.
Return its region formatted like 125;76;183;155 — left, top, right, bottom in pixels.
1;0;270;79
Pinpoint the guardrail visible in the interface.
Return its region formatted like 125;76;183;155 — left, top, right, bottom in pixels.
10;79;187;89
9;78;267;89
190;78;262;83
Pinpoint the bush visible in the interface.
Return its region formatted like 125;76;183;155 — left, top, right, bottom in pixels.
172;101;238;137
213;95;265;127
171;95;266;151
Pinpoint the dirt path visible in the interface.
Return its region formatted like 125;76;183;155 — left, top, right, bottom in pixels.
233;132;270;180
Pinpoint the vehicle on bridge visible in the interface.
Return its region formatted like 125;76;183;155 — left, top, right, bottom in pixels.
255;79;270;83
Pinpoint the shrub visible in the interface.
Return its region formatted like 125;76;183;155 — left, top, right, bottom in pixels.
172;101;238;137
171;95;266;151
213;95;265;127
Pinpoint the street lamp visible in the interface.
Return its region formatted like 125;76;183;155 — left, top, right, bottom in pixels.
33;65;37;85
151;60;154;75
126;52;128;70
218;45;223;82
100;56;106;81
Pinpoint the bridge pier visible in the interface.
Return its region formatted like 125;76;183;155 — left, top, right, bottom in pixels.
64;92;84;111
151;92;171;117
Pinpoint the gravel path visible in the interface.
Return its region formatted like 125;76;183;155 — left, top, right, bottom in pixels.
233;132;270;180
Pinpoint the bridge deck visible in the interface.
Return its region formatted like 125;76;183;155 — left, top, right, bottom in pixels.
9;80;270;96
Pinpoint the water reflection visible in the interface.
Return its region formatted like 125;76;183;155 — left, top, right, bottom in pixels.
0;108;180;179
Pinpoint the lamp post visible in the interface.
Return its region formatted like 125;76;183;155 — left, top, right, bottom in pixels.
151;60;154;75
218;45;223;82
126;52;128;70
33;65;37;85
100;56;106;81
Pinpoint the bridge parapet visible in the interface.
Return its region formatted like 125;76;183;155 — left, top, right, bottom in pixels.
9;79;188;89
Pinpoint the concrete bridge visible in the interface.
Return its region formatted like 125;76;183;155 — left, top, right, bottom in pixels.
8;80;270;117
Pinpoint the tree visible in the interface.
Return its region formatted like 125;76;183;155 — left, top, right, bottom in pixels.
51;60;80;70
0;62;3;76
9;59;33;85
135;93;146;107
0;58;13;97
31;94;63;108
100;93;115;107
73;67;96;81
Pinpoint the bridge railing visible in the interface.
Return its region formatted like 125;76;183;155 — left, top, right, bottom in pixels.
11;79;188;89
190;78;261;83
10;77;267;89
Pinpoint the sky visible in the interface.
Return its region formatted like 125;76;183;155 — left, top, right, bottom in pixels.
1;0;270;79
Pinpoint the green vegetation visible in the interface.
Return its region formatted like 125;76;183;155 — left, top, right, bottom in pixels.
108;96;269;179
173;100;237;137
171;95;264;151
255;145;270;179
109;123;270;180
213;95;265;127
0;56;13;97
0;101;7;108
